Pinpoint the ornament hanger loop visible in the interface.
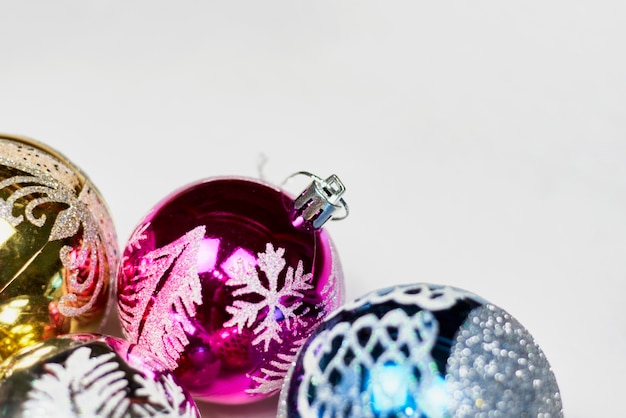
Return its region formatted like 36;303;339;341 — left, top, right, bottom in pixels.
284;171;349;230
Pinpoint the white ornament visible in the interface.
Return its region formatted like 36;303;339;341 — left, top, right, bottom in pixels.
23;346;197;418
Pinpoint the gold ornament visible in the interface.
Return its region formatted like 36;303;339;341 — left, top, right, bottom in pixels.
0;133;118;362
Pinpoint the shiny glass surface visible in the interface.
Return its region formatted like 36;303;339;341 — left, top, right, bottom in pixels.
0;134;118;362
118;177;344;404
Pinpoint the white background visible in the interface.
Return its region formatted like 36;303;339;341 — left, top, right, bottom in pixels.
1;2;624;416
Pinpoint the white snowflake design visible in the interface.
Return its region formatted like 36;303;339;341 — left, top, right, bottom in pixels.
223;243;314;352
22;346;197;418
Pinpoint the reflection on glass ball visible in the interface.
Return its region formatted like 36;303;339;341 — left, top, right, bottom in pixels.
0;134;118;362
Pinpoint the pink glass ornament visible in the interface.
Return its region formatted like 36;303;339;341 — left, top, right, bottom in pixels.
117;174;347;404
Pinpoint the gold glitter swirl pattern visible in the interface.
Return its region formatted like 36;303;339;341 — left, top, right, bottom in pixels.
0;133;117;361
0;138;81;191
0;161;109;318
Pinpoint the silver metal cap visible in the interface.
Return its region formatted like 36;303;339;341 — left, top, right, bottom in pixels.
291;173;348;230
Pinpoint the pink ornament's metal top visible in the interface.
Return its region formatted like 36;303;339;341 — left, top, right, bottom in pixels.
117;176;345;404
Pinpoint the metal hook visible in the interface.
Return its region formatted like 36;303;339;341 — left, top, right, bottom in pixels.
283;171;349;230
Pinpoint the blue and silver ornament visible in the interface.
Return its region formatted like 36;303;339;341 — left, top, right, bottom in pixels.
278;283;563;417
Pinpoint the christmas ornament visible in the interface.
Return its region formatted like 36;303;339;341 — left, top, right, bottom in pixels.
117;173;348;404
0;333;199;417
0;134;118;362
278;283;563;418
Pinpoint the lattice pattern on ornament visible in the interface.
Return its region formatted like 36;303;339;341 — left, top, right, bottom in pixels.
336;283;482;319
298;308;443;418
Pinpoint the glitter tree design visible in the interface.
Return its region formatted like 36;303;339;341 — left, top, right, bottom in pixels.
248;336;308;395
118;226;205;370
